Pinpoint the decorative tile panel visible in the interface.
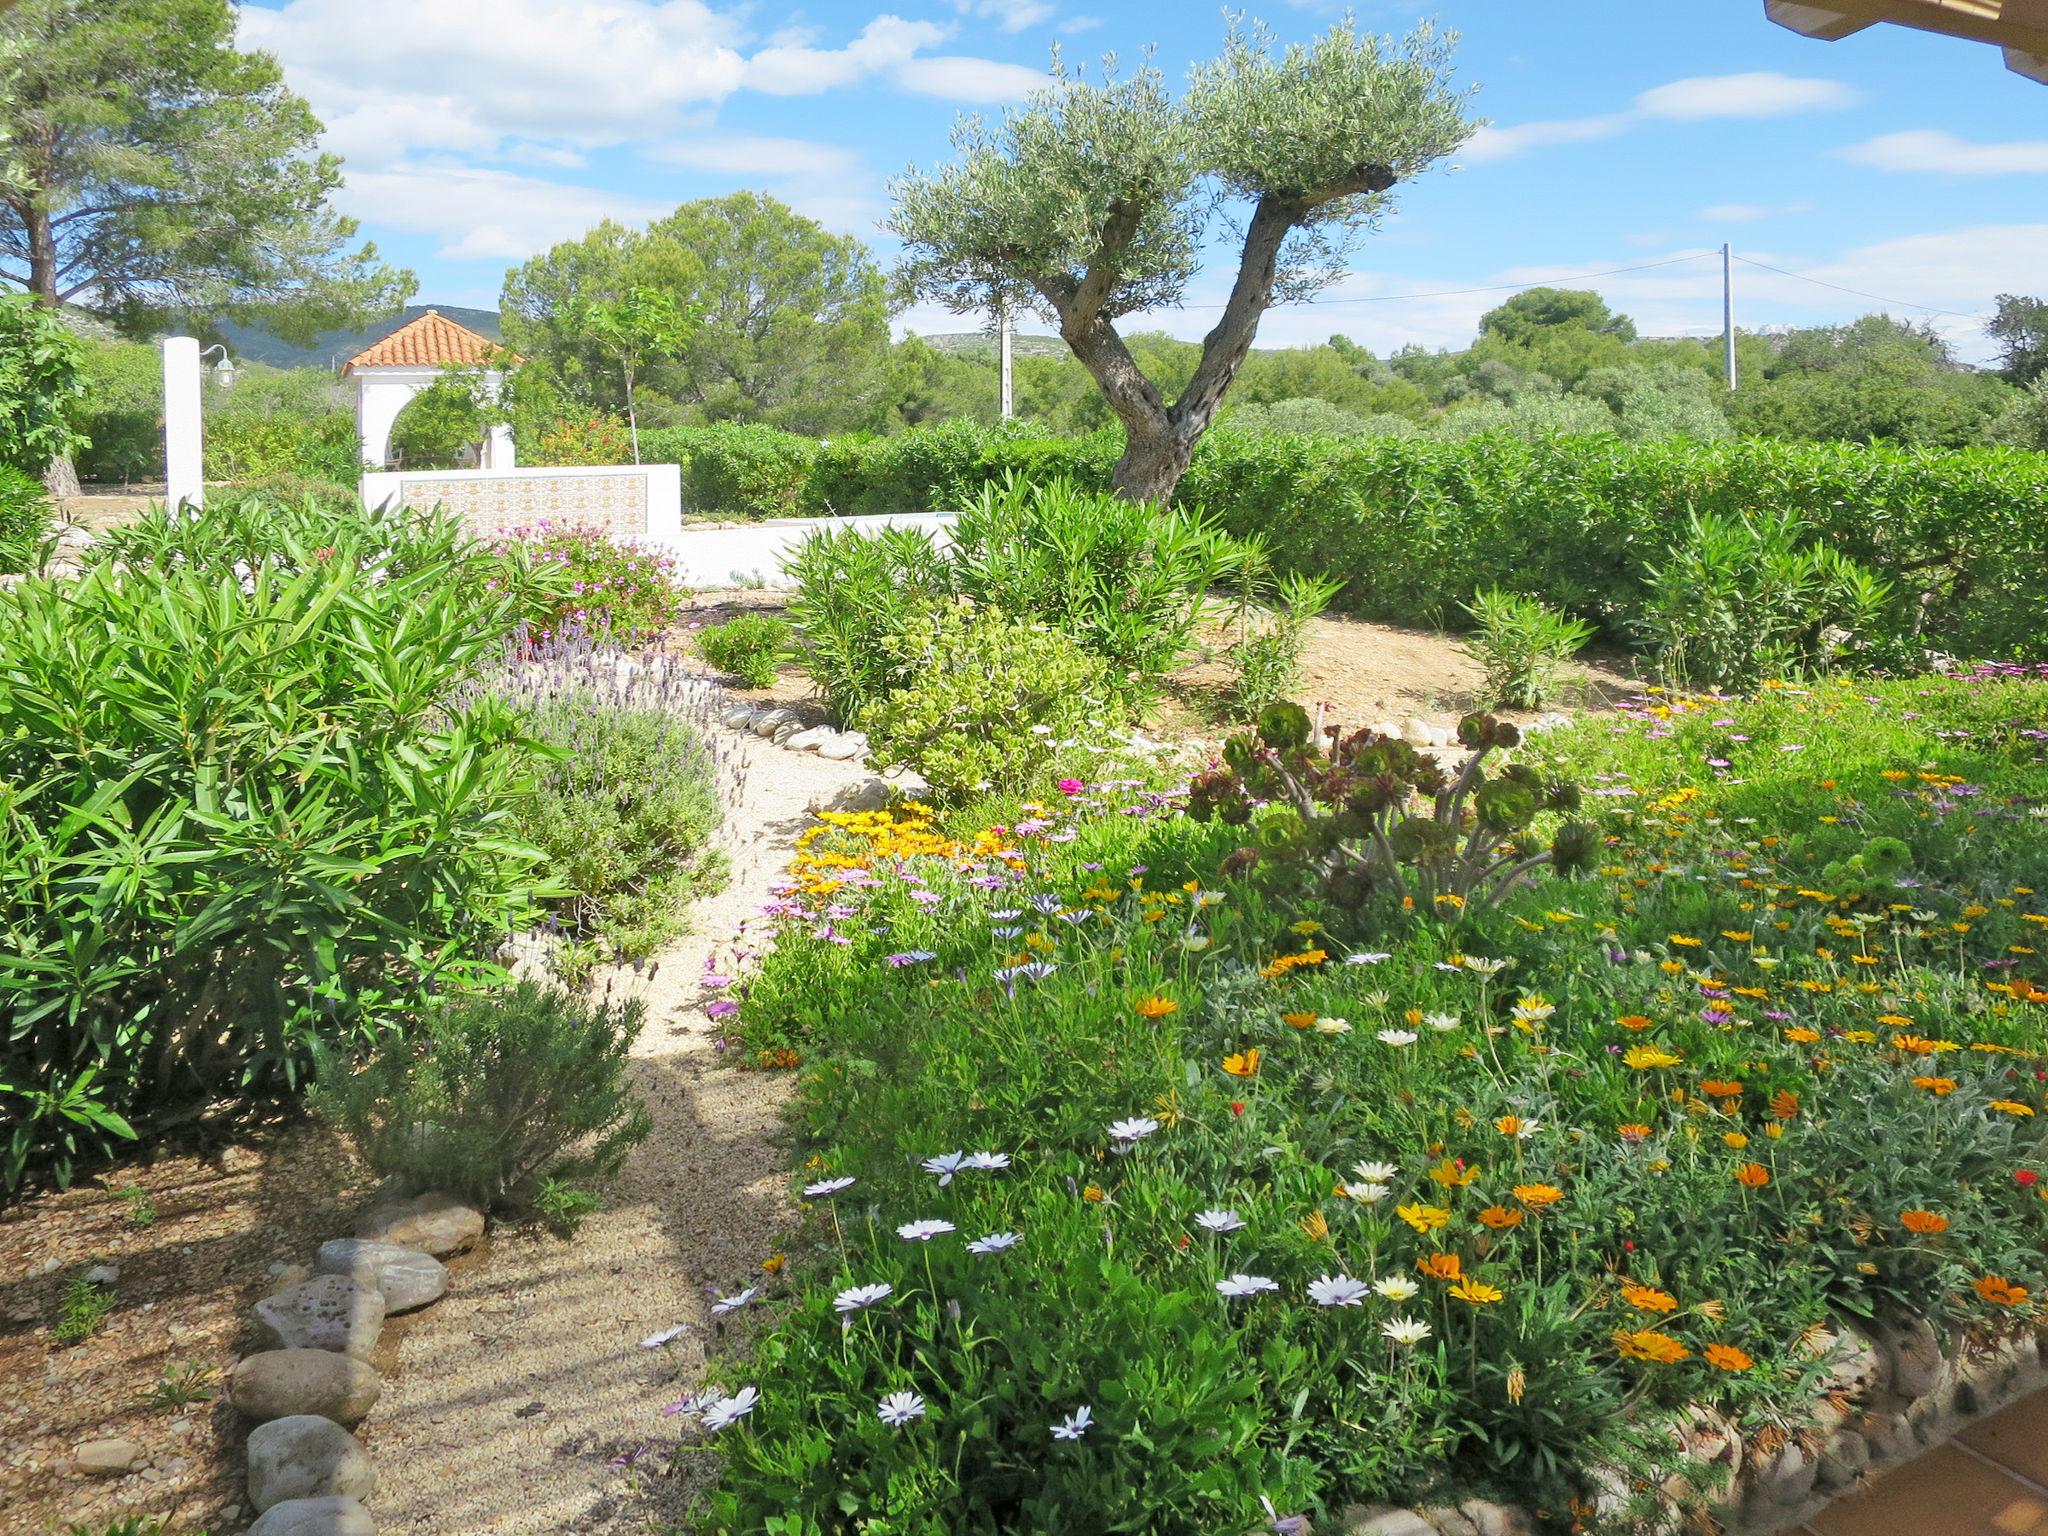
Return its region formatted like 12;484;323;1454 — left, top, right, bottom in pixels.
394;471;651;538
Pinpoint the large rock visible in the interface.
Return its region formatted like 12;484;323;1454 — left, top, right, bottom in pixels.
1459;1501;1535;1536
247;1497;376;1536
751;708;795;738
74;1438;141;1476
254;1275;385;1359
786;726;832;752
1875;1314;1950;1401
1816;1425;1873;1491
1813;1324;1887;1401
356;1190;484;1257
817;733;864;761
230;1349;382;1427
315;1239;448;1313
246;1416;374;1513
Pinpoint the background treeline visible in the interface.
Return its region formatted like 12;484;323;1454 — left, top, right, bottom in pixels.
53;194;2048;485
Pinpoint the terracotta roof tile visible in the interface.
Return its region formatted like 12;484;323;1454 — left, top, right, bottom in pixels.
342;310;520;372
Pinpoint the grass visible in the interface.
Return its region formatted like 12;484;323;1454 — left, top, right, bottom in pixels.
53;1276;117;1345
684;668;2048;1533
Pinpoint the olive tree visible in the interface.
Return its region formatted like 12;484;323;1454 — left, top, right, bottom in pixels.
889;19;1476;502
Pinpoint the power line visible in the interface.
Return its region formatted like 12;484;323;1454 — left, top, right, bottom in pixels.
1730;253;1984;321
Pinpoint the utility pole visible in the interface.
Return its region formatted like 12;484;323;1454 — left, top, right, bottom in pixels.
998;300;1014;420
1722;242;1738;392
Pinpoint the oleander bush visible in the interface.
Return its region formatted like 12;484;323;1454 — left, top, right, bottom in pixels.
0;463;52;574
687;667;2048;1532
784;523;955;725
696;612;791;688
1461;587;1597;710
0;498;564;1191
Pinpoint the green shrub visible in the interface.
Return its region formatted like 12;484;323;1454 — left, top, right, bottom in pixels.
499;524;686;643
491;652;726;969
0;463;52;574
784;523;954;724
204;405;360;482
641;422;818;518
948;474;1243;706
312;980;652;1211
74;339;164;484
696;612;789;688
531;414;633;467
865;601;1112;800
1;499;555;1191
1227;570;1343;719
223;471;359;510
1636;510;1892;689
0;295;87;475
1461;587;1597;709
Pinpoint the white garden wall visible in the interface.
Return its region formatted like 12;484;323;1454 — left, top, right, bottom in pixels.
654;512;956;589
359;464;683;541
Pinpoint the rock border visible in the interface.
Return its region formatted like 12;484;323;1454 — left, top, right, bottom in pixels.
1340;1315;2048;1535
223;1190;483;1535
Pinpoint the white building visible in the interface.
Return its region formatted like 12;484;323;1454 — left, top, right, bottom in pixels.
343;310;519;471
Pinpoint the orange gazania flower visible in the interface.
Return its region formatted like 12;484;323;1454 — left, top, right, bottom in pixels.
1704;1343;1754;1372
1222;1048;1261;1078
1973;1275;2030;1307
1135;995;1179;1019
1417;1252;1464;1281
1281;1011;1318;1030
1733;1162;1771;1189
1082;1184;1105;1203
1513;1183;1565;1209
1912;1076;1958;1095
1495;1115;1524;1136
1300;1210;1329;1241
1614;1329;1690;1364
1617;1123;1653;1143
1900;1210;1949;1235
1617;1014;1655;1032
1477;1205;1524;1230
1621;1282;1679;1313
1782;1027;1821;1045
1893;1034;1946;1055
1625;1046;1683;1070
1699;1079;1745;1099
1450;1279;1505;1305
1770;1089;1800;1120
1989;1101;2037;1118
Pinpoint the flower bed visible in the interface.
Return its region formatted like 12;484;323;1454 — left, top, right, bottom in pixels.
684;671;2048;1533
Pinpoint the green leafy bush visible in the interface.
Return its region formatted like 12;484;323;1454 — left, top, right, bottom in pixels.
652;420;2048;662
1636;510;1892;689
204;404;360;483
312;981;652;1211
865;601;1111;800
52;1274;116;1344
783;523;953;724
531;414;633;467
696;612;789;688
498;523;686;643
1227;570;1343;719
74;339;164;484
1461;587;1597;709
0;295;87;475
640;422;818;518
0;499;555;1191
0;463;52;574
490;645;726;969
947;474;1243;705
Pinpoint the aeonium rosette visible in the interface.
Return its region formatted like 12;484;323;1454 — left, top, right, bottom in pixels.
1188;702;1598;919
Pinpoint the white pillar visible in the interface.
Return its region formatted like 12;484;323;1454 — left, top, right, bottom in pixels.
163;336;204;510
485;423;516;469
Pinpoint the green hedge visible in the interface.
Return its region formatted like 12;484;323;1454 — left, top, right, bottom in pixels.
658;421;2048;659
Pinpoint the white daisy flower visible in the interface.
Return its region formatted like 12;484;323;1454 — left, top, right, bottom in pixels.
877;1390;926;1427
1051;1405;1094;1440
700;1386;759;1432
1307;1274;1371;1307
1373;1276;1420;1302
802;1176;856;1197
834;1282;894;1313
922;1151;967;1185
1383;1316;1433;1347
1108;1116;1160;1144
1344;951;1392;965
1376;1028;1419;1047
1314;1017;1353;1035
967;1231;1022;1254
1345;1182;1390;1205
964;1151;1011;1171
1216;1273;1280;1298
1194;1209;1246;1233
1425;1012;1460;1032
1352;1160;1399;1183
896;1219;955;1242
709;1287;758;1315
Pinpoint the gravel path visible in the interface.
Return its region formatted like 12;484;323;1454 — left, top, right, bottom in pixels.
363;710;871;1535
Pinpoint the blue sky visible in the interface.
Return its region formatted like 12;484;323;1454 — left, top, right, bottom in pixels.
238;0;2048;362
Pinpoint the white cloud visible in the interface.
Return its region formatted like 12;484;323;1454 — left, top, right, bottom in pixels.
342;162;671;262
1462;114;1631;164
743;15;951;95
954;0;1055;33
1467;71;1858;164
1837;130;2048;175
1635;72;1860;120
1059;15;1105;34
648;135;864;179
240;0;749;167
1700;201;1812;222
895;55;1049;101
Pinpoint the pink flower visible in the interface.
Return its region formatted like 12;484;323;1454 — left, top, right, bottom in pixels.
1057;779;1084;796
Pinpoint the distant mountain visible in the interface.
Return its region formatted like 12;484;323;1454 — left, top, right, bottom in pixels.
913;330;1070;360
217;304;504;372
